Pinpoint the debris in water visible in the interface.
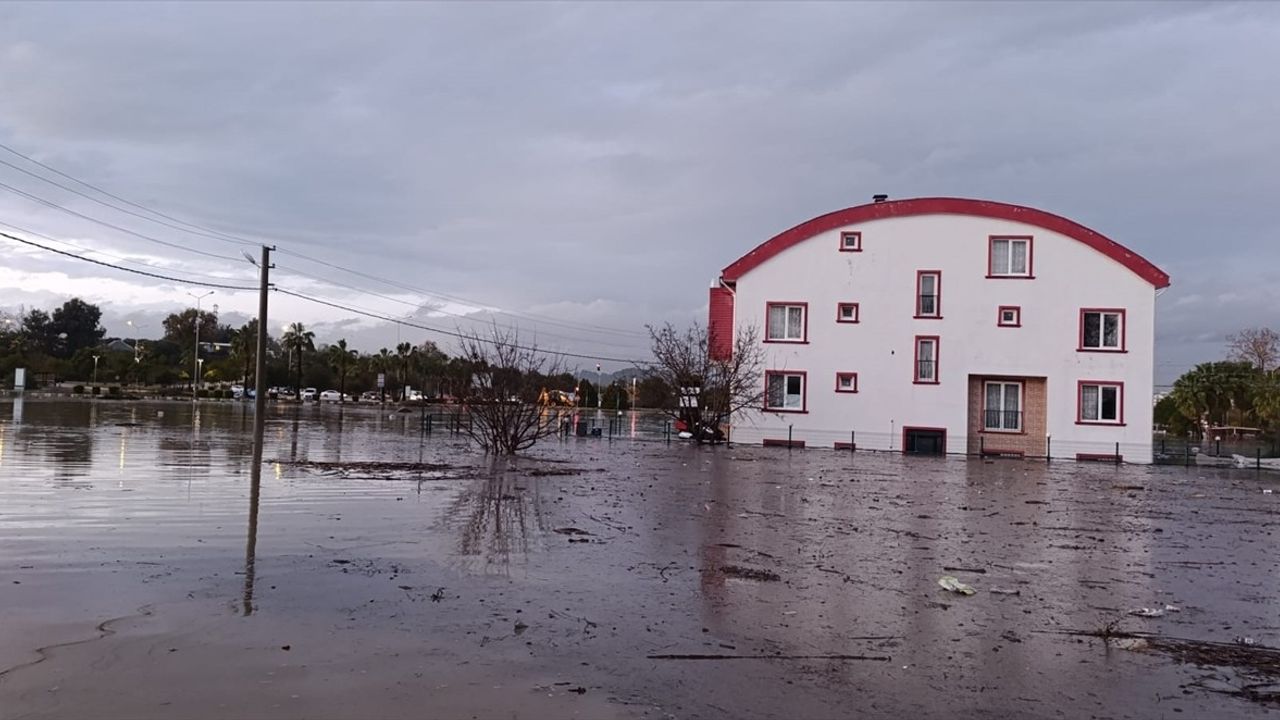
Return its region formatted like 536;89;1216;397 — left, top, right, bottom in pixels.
553;527;592;536
720;565;780;582
989;587;1021;596
514;621;529;635
1129;607;1165;618
430;587;446;602
938;576;976;595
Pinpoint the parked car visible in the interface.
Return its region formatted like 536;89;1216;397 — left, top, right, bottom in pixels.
319;390;342;402
230;384;245;399
300;387;318;401
360;391;381;402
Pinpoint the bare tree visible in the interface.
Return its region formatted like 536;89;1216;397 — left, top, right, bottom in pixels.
645;322;765;443
457;323;564;454
1227;327;1280;372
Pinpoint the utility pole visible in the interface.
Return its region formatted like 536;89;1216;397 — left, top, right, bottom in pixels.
243;244;272;617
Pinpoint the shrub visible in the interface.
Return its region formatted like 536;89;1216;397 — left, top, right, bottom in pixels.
73;385;85;394
91;386;101;396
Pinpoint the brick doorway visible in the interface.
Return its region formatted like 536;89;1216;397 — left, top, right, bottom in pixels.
967;376;1046;457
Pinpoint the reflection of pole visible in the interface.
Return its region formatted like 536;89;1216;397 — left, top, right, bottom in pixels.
244;244;272;616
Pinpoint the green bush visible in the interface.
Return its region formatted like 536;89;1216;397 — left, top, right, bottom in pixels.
222;389;234;399
196;389;210;399
91;386;101;396
73;385;85;394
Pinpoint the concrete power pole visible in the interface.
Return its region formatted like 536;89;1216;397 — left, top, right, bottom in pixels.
244;244;272;616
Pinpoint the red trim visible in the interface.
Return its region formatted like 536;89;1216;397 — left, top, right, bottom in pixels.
997;305;1021;327
833;441;857;451
1076;380;1126;425
764;370;808;413
835;372;858;393
901;426;947;454
720;197;1170;289
764;438;806;448
764;301;809;344
836;302;860;324
981;448;1025;458
1078;308;1127;352
913;335;939;384
1077;453;1122;463
708;286;735;361
914;270;942;319
986;235;1035;279
838;231;862;252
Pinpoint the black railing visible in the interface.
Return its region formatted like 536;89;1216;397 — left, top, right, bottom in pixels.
984;409;1022;431
916;360;936;381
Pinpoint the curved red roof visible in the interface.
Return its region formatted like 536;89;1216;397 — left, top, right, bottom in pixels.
720;197;1170;288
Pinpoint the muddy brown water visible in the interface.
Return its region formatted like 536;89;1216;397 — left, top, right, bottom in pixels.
1;399;1278;719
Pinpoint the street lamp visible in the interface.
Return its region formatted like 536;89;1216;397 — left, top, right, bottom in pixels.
186;290;215;401
92;354;100;387
197;357;205;393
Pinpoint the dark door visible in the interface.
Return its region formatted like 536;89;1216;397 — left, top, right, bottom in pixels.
905;428;946;455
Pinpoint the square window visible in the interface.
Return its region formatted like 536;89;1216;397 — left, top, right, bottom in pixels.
1079;309;1125;351
836;372;858;393
765;303;807;342
839;231;862;252
989;236;1033;278
983;381;1022;431
1079;382;1123;424
914;336;939;384
998;305;1021;327
765;371;806;411
837;302;860;323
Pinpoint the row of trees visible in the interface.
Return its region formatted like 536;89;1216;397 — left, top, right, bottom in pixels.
1157;328;1280;438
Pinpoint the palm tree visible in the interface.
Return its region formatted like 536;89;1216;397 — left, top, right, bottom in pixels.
326;339;357;401
396;341;415;396
231;320;259;388
280;322;315;391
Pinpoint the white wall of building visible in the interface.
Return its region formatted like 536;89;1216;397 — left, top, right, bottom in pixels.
727;212;1159;462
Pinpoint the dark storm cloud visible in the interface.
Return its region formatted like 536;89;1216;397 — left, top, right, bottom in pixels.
0;2;1277;378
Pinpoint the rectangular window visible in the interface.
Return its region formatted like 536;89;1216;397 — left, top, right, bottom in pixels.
1078;381;1123;424
839;231;862;252
989;236;1033;277
914;336;939;384
765;302;807;342
765;371;806;411
916;271;941;318
983;381;1022;431
997;305;1021;327
835;372;858;393
836;302;860;323
1079;309;1125;351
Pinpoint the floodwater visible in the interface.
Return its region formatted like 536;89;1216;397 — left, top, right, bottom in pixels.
1;399;1278;719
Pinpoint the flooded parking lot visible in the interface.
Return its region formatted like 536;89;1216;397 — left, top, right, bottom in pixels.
2;399;1279;719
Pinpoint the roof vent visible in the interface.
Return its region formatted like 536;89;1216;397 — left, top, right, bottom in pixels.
872;194;888;203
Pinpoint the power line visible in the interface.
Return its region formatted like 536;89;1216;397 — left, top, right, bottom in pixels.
0;141;259;247
0;180;242;261
276;247;647;339
0;155;260;248
275;287;651;365
274;262;644;350
0;230;257;291
0;219;254;286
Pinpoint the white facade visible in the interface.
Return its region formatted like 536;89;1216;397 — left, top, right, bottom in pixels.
711;197;1169;463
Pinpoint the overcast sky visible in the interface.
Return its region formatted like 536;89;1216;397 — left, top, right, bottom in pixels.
1;2;1277;384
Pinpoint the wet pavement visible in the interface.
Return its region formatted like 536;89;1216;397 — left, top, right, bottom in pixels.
1;399;1279;719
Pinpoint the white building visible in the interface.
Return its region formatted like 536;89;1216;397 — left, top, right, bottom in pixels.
708;196;1170;463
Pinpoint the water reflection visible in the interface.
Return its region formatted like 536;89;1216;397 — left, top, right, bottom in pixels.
448;467;546;573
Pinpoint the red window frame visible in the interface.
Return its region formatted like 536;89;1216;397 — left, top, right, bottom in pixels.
763;370;808;413
763;301;809;344
913;335;940;384
839;231;862;252
835;372;859;393
1076;380;1125;426
987;235;1035;279
836;302;860;324
914;270;942;319
1078;308;1127;352
997;305;1021;327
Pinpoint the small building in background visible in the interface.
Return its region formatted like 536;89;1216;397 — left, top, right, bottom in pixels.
709;196;1170;463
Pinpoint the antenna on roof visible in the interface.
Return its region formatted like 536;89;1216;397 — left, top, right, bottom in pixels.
872;194;889;203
